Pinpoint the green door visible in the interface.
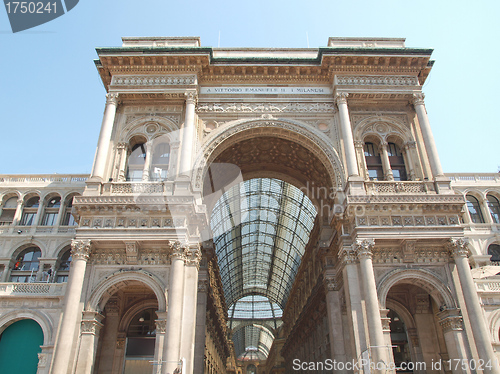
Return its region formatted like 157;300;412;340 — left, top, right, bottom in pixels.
0;319;44;373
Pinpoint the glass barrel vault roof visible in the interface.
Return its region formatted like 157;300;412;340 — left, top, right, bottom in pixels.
211;178;317;360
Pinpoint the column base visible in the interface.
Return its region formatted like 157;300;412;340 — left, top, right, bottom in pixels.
345;176;366;196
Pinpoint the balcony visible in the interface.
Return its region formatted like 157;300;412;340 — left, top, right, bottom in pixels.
364;181;436;195
0;174;88;186
0;282;66;297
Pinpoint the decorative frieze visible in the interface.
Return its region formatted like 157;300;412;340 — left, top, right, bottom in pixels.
196;102;335;114
335;75;419;86
111;75;197;86
353;214;458;228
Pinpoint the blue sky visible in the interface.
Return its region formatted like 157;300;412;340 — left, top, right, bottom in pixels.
0;0;499;174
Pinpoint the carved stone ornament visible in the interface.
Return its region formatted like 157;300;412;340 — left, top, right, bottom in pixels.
171;242;203;267
70;239;92;261
125;241;139;264
116;338;126;349
198;279;209;293
336;75;418;86
324;276;338;292
411;93;425;106
155;319;167;333
447;238;469;258
106;92;120;106
335;92;349;105
354;239;375;259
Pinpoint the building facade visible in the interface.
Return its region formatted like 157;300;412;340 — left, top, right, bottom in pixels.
0;36;500;374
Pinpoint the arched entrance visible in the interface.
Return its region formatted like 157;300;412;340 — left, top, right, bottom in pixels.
84;272;165;374
0;319;44;373
379;269;461;374
198;120;343;372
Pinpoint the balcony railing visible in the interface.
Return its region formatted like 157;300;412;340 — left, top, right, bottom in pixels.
101;181;174;194
0;174;88;184
447;173;500;183
0;282;66;296
364;181;436;194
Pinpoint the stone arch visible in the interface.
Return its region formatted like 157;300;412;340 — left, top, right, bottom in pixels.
0;309;53;345
488;308;500;343
122;116;179;142
378;268;456;309
86;270;167;312
194;118;345;191
353;115;412;144
118;299;160;332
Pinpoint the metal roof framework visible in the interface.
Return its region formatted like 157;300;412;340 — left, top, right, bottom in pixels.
211;178;317;360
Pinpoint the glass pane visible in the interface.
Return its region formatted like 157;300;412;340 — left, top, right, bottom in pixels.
487;195;500;224
467;195;484;223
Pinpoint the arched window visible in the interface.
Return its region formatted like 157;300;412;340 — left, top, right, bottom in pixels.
387;142;407;181
488;244;500;262
10;247;41;283
55;249;72;283
466;195;485;223
0;197;18;226
20;196;39;226
151;142;170;181
62;196;77;226
487;194;500;224
126;143;146;181
41;196;60;226
364;142;383;180
247;364;257;374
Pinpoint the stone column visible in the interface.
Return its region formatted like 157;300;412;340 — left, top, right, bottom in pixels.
154;312;168;374
411;93;444;179
11;198;24;226
341;246;368;361
178;91;197;178
34;197;45;226
194;276;208;374
324;274;348;373
74;311;104;374
403;142;417;181
356;239;392;372
380;309;396;371
481;197;494;224
55;197;66;226
437;309;472;374
379;142;394;181
142;140;154;181
115;142;128;182
354;141;368;180
336;92;360;178
448;238;500;374
180;245;202;374
164;242;186;374
97;301;120;374
50;239;92;374
91;93;119;181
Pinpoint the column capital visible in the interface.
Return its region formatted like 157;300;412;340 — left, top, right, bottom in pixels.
171;242;202;268
185;90;198;104
155;319;167;333
70;239;92;261
447;237;470;258
354;239;375;259
404;141;417;150
81;312;104;335
339;247;358;265
105;92;120;106
117;142;128;150
411;92;425;106
335;92;349;105
354;140;365;148
438;309;464;333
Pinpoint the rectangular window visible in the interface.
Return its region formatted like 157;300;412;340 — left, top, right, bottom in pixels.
63;212;76;226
